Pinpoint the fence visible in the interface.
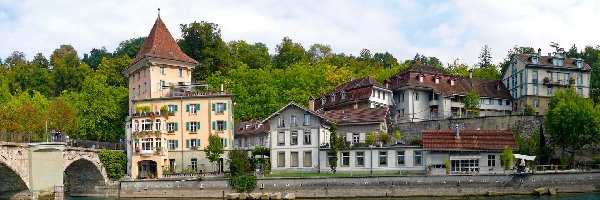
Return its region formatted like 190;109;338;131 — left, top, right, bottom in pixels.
0;132;125;150
535;164;600;172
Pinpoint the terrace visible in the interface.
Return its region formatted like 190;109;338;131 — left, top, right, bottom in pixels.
158;82;229;98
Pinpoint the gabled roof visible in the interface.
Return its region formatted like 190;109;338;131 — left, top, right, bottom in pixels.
422;130;517;151
234;120;269;136
315;76;387;110
130;16;198;67
262;102;330;124
514;54;591;71
320;107;388;124
386;64;512;99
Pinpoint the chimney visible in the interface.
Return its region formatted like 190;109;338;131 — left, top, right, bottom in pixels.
454;124;460;139
468;69;473;79
538;48;541;56
308;96;315;111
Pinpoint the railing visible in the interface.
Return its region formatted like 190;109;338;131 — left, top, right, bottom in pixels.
0;132;125;150
535;164;600;172
162;171;228;179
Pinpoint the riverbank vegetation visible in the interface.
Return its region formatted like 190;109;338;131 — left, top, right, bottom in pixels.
97;150;127;180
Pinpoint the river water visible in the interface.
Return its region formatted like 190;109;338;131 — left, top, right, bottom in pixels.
67;192;600;200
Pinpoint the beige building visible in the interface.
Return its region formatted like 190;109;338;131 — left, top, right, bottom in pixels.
502;49;591;114
124;16;234;179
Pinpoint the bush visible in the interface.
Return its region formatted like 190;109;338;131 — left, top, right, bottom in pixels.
229;174;257;193
229;150;252;176
379;134;391;145
501;146;513;170
251;146;270;157
444;159;451;174
366;133;377;145
97;150;127;180
524;105;535;116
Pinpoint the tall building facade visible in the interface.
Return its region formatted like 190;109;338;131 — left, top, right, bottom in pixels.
502;49;591;114
124;16;234;179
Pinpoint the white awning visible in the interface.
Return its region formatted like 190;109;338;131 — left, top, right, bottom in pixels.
514;154;536;161
450;155;481;160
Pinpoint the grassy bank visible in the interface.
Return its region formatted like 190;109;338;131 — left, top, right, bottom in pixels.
264;171;418;178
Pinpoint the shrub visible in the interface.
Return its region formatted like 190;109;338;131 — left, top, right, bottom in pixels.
379;134;391;145
229;150;252;176
501;146;514;170
97;150;127;180
409;137;422;146
394;130;402;141
444;159;451;174
251;146;270;157
366;133;377;145
229;174;257;193
524;105;535;116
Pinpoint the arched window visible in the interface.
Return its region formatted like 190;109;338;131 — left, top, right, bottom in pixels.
142;119;152;131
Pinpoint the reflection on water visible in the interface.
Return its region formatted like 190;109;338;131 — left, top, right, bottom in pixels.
67;192;600;200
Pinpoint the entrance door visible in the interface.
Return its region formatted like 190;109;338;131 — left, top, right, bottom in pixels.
218;158;224;172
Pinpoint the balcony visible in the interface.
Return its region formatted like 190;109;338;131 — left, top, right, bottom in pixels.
159;83;229;98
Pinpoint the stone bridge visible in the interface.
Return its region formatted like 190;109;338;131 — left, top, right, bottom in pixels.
0;142;110;196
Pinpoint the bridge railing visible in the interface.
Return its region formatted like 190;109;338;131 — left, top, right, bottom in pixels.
1;132;124;150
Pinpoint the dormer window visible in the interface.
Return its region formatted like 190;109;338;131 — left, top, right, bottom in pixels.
531;55;538;64
575;59;583;68
331;94;336;102
434;76;440;84
321;97;326;105
341;91;347;100
244;124;250;129
450;78;455;86
417;74;424;83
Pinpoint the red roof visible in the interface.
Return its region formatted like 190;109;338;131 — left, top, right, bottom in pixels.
234;120;269;136
315;76;384;110
422;130;517;150
386;64;512;99
320;107;388;124
131;17;198;66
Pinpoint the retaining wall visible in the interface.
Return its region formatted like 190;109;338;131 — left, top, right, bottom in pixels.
120;172;600;198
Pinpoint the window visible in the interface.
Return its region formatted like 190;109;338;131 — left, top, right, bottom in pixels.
141;138;153;150
356;152;364;167
341;91;346;100
278;132;285;146
401;93;405;102
160;67;165;75
138;85;140;95
577;61;582;68
532;56;538;64
372;90;375;97
141;119;152;131
291;131;298;145
290;152;299;167
379;151;387;166
214;121;226;131
190;158;197;171
353;133;360;144
578;88;583;96
291;115;298;126
577;74;583;86
547;71;553;82
155;119;161;131
342;152;350;166
533;85;538;95
187;121;198;132
414;92;419;101
167;140;178;150
303;151;312;167
564;73;570;85
169;159;175;172
304;131;311;145
213;103;226;114
488;155;496;167
144;82;147;94
278;117;285;127
397;151;405;165
188;138;200;148
277;152;285;167
383;92;386;100
497;99;502;105
159;80;165;90
137;71;140;80
331;94;336;102
303;114;311;126
548;87;553;96
414;151;423;166
166;122;177;132
321;97;326;105
534;99;539;107
188;104;199;114
505;100;510;106
178;68;183;77
134;120;139;132
221;138;228;147
168;105;178;113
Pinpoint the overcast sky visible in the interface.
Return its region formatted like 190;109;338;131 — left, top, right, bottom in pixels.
1;0;599;66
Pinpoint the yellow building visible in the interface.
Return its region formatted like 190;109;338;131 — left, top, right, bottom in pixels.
123;15;234;179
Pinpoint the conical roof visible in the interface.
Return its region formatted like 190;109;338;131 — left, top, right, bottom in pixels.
131;16;198;66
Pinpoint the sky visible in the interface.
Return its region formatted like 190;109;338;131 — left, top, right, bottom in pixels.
1;0;599;66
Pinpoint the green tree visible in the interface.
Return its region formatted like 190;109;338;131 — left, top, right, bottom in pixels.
307;43;332;63
47;97;77;135
373;52;399;69
501;146;514;170
228;40;270;69
463;89;480;117
179;21;231;81
204;133;224;172
49;45;93;95
98;150;127;180
472;65;501;80
6;62;51;95
31;53;49;69
273;37;307;69
83;47;112;70
3;51;27;68
446;59;469;76
545;87;600;164
478;45;493;67
366;132;376;145
96;56;133;87
113;37;146;58
328;124;339;173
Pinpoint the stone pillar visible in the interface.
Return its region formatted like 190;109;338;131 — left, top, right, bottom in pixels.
54;185;64;200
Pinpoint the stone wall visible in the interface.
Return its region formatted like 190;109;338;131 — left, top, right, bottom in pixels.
120;172;600;198
0;143;30;191
391;115;544;141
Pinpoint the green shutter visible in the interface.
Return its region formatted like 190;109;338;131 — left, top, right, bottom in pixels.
175;140;179;148
212;103;216;111
186;139;190;148
196;139;201;147
212;121;216;130
174;122;179;131
223;103;227;110
223;138;227;147
223;121;227;130
174;105;178;112
134;139;139;144
196;104;200;111
186;104;190;112
186;122;190;131
196;121;200;129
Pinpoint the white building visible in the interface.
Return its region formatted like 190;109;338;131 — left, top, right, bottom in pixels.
314;76;393;111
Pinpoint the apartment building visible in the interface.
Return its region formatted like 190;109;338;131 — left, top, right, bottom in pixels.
314;76;393;111
502;49;591;114
123;16;234;179
234;120;269;150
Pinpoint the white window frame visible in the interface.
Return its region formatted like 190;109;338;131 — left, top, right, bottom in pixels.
488;155;496;167
141;119;152;131
341;152;350;166
190;121;197;132
167;122;175;132
178;68;183;77
291;115;298;126
414;151;423;166
141;138;153;150
190;104;197;114
291;131;298;145
216;121;225;132
304;131;311;145
379;151;387;166
303;114;311;126
353;133;360;144
397;151;405;165
278;132;285;146
155;119;161;131
215;103;225;114
160;67;165;75
356;151;364;167
168;140;176;150
134;120;139;132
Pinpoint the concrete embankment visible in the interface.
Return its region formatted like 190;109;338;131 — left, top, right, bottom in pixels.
119;172;600;198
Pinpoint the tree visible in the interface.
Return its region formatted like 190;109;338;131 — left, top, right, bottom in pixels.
95;56;133;87
373;52;399;69
31;53;49;69
228;40;270;69
204;133;224;172
47;97;77;135
49;45;93;95
83;47;112;70
566;44;580;58
545;87;600;165
307;43;332;63
113;37;146;58
273;37;308;69
478;45;493;68
472;65;501;80
179;21;231;81
501;146;514;170
4;51;27;68
6;61;51;95
499;46;535;75
328;124;339;173
463;89;480;117
366;132;376;145
446;59;469;76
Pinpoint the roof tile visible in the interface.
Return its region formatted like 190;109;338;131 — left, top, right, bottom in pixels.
131;17;198;66
422;130;517;150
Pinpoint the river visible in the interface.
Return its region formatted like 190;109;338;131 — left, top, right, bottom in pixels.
67;192;600;200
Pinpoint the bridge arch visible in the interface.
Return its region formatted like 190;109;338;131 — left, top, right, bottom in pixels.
63;150;108;194
0;144;30;192
0;162;28;192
